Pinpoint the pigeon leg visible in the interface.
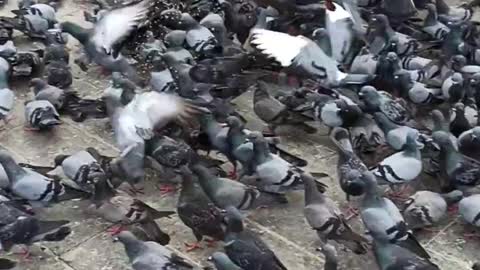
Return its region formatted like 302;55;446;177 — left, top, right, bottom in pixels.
128;184;145;195
262;125;276;136
205;239;217;247
157;184;178;195
23;126;40;132
107;225;125;236
228;170;238;180
12;247;31;261
385;185;412;200
464;232;480;240
344;206;360;221
184;241;203;252
447;204;459;214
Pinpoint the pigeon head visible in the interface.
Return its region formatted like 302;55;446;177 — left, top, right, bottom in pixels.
226;116;243;130
246;131;265;143
151;56;168;72
29;78;47;95
470;72;480;86
405;130;423;150
163;30;186;48
386;52;399;63
225;206;244;233
359;171;378;190
432;131;453;147
453;102;465;114
425;3;437;15
92;177;116;206
344;170;365;196
472;127;480;141
451;73;463;83
179;13;198;29
393;70;412;89
200;14;226;42
369;14;390;32
358;85;379;102
311;28;328;41
451;55;467;71
116;231;145;258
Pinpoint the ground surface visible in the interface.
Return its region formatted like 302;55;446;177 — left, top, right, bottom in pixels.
0;0;478;269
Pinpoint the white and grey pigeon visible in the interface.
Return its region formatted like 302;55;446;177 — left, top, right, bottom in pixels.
403;190;463;229
116;231;195;270
250;29;373;86
423;3;450;40
24;100;61;130
374;112;419;150
370;131;423;187
324;2;356;64
458;126;480;160
0;68;14;129
459;194;480;227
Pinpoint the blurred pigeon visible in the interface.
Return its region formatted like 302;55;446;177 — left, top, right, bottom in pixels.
441;72;464;103
209;252;243;270
177;166;226;251
0;150;84;203
360;171;431;259
117;231;195;270
317;96;362;128
436;0;473;24
330;127;367;199
192;164;288;210
223;206;287;270
359;85;409;125
253;81;316;134
450;103;473;137
373;238;440;270
324;1;357;64
30;78;65;110
459;194;480;227
24;100;61;130
423;3;450;40
403;190;463;229
0;69;14;129
149;55;177;93
381;0;417;25
163;30;195;65
318;243;338;270
90;177;174;242
302;172;369;254
0;216;71;253
394;70;443;105
13;3;57;26
250;29;373;86
458;126;480;160
374;112;419;150
432;131;480;191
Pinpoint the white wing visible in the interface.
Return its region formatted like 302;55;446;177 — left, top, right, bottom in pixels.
250;29;309;66
91;0;150;54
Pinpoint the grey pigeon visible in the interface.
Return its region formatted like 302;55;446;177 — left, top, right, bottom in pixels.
192;164;287;210
373;238;440;270
436;0;473;24
459;194;480;227
458;126;480;160
450;103;473;137
0;150;83;203
349;114;386;153
330;127;368;199
370;131;423;186
223;206;287;270
403;190;463;229
117;231;194;270
302;172;368;254
324;2;357;64
394;70;443;105
317;96;362;128
360;171;430;259
441;72;464;104
175;11;220;57
209;252;243;270
13;3;57;25
176;166;226;251
163;30;195;65
359;85;409;125
253;81;316;134
250;29;373;86
90;177;174;243
30;78;65;110
0;69;14;129
374;112;419;150
24;100;61;130
381;0;417;25
423;3;450;40
318;243;338;270
0;216;71;253
149;55;177;93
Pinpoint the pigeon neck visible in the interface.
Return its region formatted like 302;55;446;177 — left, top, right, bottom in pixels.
252;140;270;164
122;237;146;260
0;154;25;182
375;113;397;133
194;166;218;196
324;259;338;270
425;8;438;26
92;179;116;205
0;71;8;89
303;175;324;205
61;22;90;45
372;240;391;268
435;0;450;14
443;143;463;175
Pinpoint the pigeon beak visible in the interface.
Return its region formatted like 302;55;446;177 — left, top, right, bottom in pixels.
219;123;228;127
416;141;425;149
472;135;479;142
112;237;119;242
207;256;213;261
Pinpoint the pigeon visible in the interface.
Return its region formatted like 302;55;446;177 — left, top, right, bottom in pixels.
458;126;480;160
209;251;243;270
441;72;464;103
436;0;473;24
146;135;194;169
431;110;457;148
302;172;369;254
116;231;195;270
374;112;419;150
192;164;287;210
24;100;61;130
349;114;386;153
359;85;409;125
89;177;174;242
459;194;480;227
253;81;316;134
316;95;363;129
324;1;356;64
450;103;473;137
370;131;423;187
432;131;480;191
223;206;287;270
359;171;431;259
381;0;417;25
250;29;373;86
0;150;83;203
394;70;443;105
30;78;65;110
318;243;338;270
149;54;177;93
163;30;195;65
373;238;440;270
176;166;226;251
13;3;57;26
59;0;150;82
403;190;463;229
423;3;450;40
247;131;327;194
222;0;258;44
0;69;14;129
0;216;71;253
330;127;368;199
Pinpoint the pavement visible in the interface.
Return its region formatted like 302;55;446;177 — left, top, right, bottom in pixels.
0;0;478;269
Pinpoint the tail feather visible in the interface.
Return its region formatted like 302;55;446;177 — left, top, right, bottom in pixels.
398;233;431;259
36;219;70;236
330;127;354;154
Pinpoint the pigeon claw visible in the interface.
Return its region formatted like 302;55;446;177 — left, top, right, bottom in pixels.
227;170;237;180
184;242;203;252
158;184;178;195
107;225;125;236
